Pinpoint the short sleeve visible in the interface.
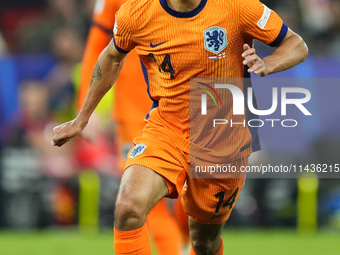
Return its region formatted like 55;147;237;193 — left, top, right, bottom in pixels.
112;1;135;53
239;0;288;47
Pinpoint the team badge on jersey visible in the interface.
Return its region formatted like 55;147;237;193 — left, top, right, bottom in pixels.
129;144;147;158
203;26;228;54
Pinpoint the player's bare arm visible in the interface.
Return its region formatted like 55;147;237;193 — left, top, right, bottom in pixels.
242;28;308;76
51;40;127;147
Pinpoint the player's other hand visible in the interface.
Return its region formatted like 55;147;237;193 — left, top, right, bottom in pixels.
51;117;87;147
242;44;268;77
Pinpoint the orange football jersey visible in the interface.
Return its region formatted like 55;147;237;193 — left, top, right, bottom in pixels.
78;0;151;124
113;0;287;161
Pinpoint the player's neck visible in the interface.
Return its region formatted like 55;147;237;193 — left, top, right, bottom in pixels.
165;0;201;12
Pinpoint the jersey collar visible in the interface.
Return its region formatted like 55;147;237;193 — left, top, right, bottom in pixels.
159;0;207;18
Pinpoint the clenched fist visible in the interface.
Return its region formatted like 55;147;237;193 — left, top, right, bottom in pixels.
51;118;87;147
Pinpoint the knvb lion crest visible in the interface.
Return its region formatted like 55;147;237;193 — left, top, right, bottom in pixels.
203;26;228;54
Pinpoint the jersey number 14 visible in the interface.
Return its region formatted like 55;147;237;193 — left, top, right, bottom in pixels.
148;53;175;79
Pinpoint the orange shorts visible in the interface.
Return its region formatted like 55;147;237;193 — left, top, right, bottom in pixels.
125;125;248;224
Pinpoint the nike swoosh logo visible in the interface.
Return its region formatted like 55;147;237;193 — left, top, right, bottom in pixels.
150;41;168;48
211;213;228;219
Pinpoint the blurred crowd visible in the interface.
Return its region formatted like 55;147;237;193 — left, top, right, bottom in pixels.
270;0;340;56
1;0;340;56
0;0;340;231
0;0;121;229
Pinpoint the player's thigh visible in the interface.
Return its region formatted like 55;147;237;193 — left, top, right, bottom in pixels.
116;165;169;217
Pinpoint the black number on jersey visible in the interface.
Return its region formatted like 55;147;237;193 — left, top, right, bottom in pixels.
214;187;239;213
161;54;175;79
148;53;175;79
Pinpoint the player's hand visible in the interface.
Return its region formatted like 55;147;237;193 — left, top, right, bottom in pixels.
51;117;87;147
79;113;102;143
242;44;269;77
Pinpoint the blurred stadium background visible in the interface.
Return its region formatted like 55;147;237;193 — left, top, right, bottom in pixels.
0;0;340;254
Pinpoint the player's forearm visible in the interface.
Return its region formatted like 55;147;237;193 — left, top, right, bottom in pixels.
78;26;111;110
77;43;126;125
263;31;308;75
